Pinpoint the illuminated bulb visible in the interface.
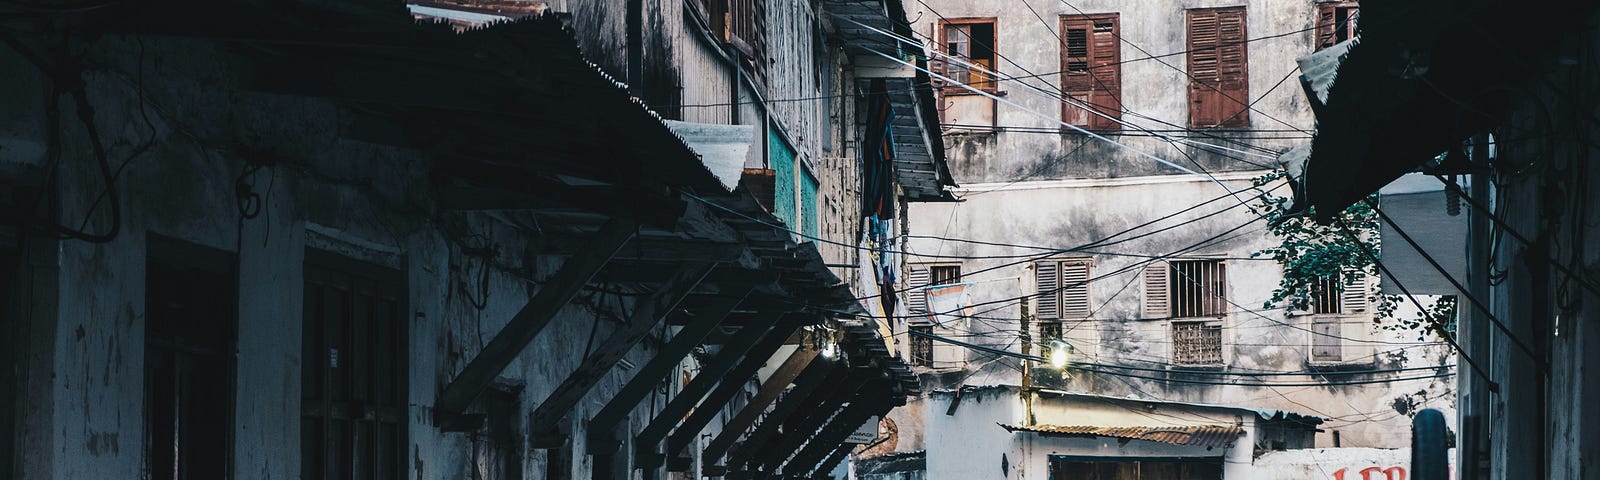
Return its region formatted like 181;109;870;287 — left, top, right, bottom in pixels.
821;342;837;359
1050;348;1069;369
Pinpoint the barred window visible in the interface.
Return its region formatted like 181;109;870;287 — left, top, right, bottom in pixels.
1172;321;1223;365
910;325;934;366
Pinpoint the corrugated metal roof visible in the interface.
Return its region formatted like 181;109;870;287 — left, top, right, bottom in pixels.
998;423;1245;449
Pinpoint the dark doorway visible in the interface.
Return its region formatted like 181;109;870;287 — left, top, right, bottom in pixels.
1049;456;1222;480
301;251;406;480
2;244;17;480
145;237;236;480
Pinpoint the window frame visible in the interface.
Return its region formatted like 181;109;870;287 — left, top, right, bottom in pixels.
1167;258;1228;319
1314;1;1359;51
300;249;409;480
909;262;963;315
1170;320;1224;366
145;236;239;480
934;18;1000;95
1185;6;1250;129
1034;258;1094;320
909;325;935;367
1058;13;1122;131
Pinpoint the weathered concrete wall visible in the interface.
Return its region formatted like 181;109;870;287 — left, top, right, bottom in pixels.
0;32;682;480
1245;448;1419;480
904;173;1456;450
909;0;1317;183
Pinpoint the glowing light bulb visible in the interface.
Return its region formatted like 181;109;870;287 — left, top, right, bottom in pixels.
1050;347;1069;369
821;342;837;359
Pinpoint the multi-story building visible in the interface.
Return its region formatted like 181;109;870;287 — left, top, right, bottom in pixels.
0;1;954;479
858;0;1459;477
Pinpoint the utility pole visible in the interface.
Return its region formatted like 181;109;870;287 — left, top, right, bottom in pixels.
1019;295;1034;426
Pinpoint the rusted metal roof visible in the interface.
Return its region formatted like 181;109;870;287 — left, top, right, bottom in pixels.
998;423;1245;449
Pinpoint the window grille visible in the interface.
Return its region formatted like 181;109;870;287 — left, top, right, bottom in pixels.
1172;321;1223;365
1168;259;1227;318
910;325;934;366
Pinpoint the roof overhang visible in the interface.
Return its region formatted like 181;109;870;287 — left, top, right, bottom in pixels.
999;423;1246;449
1294;0;1597;221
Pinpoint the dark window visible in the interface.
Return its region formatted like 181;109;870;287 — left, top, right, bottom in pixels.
1168;259;1227;318
1038;321;1064;357
1309;273;1343;314
908;264;962;315
728;0;767;82
0;246;16;479
1186;7;1249;128
910;325;934;366
933;20;997;92
1172;321;1223;366
302;252;406;480
1314;2;1359;51
146;238;235;480
1060;14;1122;130
473;387;522;480
1050;458;1223;479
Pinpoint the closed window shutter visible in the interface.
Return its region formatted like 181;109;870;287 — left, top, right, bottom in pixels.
1340;268;1369;314
1186;7;1249;128
1088;17;1121;130
1061;261;1091;318
1142;261;1169;319
1060;15;1121;130
1311;317;1342;361
1035;262;1060;320
909;266;931;314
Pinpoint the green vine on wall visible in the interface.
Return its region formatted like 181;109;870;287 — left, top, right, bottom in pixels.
1248;171;1457;341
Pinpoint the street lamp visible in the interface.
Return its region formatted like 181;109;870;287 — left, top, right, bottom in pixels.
1048;340;1074;369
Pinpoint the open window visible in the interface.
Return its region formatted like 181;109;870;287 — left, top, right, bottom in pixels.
933;19;998;93
908;263;962;315
1142;259;1227;319
1060;14;1122;130
1314;1;1359;51
1306;268;1374;364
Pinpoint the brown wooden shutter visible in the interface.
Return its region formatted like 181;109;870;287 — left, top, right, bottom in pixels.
909;265;931;314
1142;261;1169;319
1035;261;1060;320
1340;267;1369;313
1060;15;1121;130
1186;7;1249;128
1315;2;1338;50
1060;261;1091;318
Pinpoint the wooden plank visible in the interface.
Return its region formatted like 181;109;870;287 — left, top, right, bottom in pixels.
435;218;638;418
727;366;855;470
526;261;716;447
584;288;753;453
697;351;828;466
754;373;872;472
630;313;796;466
783;383;893;476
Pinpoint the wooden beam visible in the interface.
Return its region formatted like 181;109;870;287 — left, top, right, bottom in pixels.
753;372;872;473
783;385;893;476
585;288;753;453
631;313;797;466
696;351;827;467
812;444;857;480
726;366;854;472
435;218;637;419
526;261;717;447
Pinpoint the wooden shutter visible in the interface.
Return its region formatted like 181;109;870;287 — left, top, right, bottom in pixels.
728;0;766;77
1340;267;1369;313
1186;7;1249;128
1314;2;1338;50
1061;261;1091;318
1142;261;1169;319
1060;15;1121;130
1034;261;1060;320
909;265;931;314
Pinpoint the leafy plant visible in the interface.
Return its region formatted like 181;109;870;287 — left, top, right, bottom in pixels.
1249;171;1456;341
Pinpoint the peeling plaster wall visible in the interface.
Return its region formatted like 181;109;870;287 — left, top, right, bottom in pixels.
903;174;1456;450
0;33;678;480
908;0;1316;183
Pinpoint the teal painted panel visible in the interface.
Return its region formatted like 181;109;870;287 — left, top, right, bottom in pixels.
769;127;798;232
801;164;820;240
